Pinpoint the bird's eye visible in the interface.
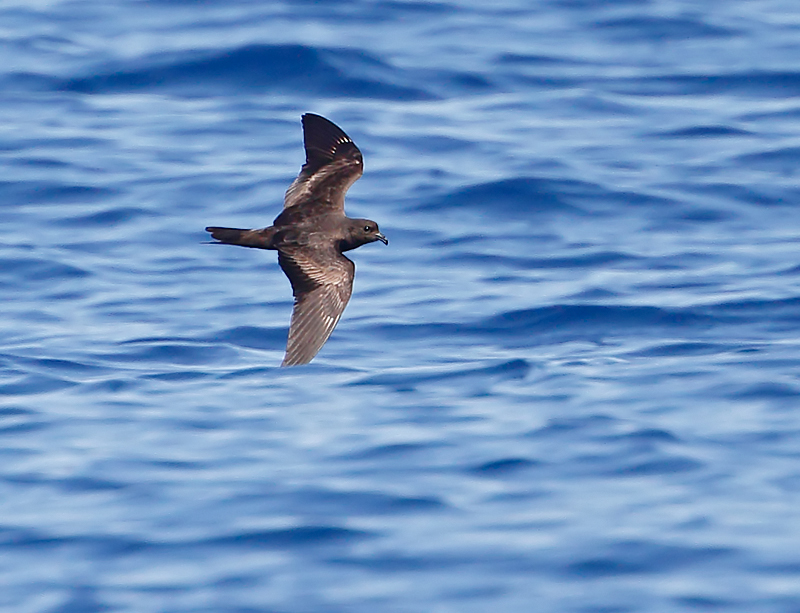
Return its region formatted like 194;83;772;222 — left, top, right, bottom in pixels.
364;225;371;232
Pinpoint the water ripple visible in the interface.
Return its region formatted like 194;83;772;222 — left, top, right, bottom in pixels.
58;44;433;100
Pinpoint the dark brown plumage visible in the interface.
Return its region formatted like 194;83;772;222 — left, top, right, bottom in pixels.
206;113;387;366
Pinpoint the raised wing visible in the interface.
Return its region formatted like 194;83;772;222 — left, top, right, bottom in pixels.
278;246;355;366
283;113;363;212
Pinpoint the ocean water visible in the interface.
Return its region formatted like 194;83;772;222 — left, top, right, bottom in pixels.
3;1;800;611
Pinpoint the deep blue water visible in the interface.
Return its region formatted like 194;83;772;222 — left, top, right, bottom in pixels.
3;1;800;611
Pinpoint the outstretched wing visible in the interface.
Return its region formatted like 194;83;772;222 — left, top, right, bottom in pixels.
278;246;355;366
283;113;363;212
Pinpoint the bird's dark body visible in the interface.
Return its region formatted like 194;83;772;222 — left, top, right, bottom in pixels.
206;113;387;366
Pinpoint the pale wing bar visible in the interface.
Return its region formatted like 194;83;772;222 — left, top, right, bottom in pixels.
283;113;363;211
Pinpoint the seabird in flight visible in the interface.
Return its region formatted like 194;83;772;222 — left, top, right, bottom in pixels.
206;113;387;366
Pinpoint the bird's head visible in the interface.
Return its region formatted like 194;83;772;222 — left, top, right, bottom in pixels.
342;218;388;251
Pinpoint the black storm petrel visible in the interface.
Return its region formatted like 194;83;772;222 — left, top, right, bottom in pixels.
206;113;387;367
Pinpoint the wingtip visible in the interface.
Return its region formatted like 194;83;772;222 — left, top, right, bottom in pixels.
301;112;326;124
280;353;313;367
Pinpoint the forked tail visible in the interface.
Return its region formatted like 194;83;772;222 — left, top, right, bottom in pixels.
205;226;276;249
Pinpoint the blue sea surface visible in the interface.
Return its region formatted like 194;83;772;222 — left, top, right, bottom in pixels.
3;1;800;611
